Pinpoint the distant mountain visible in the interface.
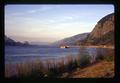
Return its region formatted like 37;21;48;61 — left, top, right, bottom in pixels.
5;36;30;46
51;33;90;46
5;36;52;47
5;36;16;44
83;13;114;46
30;41;51;45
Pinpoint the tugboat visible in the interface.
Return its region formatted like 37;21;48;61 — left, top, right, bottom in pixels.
60;45;69;48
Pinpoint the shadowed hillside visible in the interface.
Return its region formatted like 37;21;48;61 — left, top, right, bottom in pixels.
52;33;89;46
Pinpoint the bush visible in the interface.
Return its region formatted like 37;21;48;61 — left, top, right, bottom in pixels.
66;61;75;71
47;67;60;77
95;54;105;61
72;59;79;68
29;69;44;78
95;54;114;62
79;54;91;67
103;55;114;62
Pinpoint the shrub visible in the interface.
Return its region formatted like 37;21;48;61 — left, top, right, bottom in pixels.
66;61;75;71
47;67;60;77
95;53;114;62
72;59;79;68
103;55;114;62
95;54;105;61
29;69;44;78
79;54;91;67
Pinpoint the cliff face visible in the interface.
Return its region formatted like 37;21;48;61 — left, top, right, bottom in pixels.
84;13;114;46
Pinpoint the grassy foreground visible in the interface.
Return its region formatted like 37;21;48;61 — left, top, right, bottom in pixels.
61;60;114;78
5;50;114;78
60;52;114;78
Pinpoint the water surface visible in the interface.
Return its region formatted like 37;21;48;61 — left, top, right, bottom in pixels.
5;46;114;64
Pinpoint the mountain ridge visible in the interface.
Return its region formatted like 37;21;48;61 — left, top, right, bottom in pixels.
83;13;114;46
5;36;30;46
51;33;90;46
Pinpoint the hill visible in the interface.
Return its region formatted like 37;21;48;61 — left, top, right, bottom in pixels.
52;33;89;46
5;36;30;46
83;13;114;46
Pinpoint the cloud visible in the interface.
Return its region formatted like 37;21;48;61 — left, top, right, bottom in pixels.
46;16;76;24
10;12;24;16
9;6;54;17
47;20;56;23
28;6;53;13
27;10;38;13
65;16;74;20
40;6;52;11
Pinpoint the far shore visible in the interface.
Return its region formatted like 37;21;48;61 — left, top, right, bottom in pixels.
65;45;114;49
80;45;114;49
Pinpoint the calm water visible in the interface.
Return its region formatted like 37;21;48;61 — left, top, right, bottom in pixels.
5;46;114;64
5;46;114;77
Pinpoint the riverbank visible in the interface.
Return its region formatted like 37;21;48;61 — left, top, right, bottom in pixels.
61;53;114;78
82;45;114;49
61;60;114;78
66;45;114;49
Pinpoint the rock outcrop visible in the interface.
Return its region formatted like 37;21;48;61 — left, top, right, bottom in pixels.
84;13;114;46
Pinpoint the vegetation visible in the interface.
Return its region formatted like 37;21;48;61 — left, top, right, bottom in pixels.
5;54;90;78
66;60;114;78
5;51;114;78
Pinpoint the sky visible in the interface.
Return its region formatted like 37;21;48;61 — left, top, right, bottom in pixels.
5;4;114;44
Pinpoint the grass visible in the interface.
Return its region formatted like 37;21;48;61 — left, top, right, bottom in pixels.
61;53;114;78
5;52;114;78
95;50;114;62
65;60;114;78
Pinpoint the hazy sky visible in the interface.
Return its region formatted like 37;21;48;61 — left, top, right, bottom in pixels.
5;5;114;43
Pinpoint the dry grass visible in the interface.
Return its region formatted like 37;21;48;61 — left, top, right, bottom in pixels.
5;52;114;78
61;54;114;78
61;60;114;78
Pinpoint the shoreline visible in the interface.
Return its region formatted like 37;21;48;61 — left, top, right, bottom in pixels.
68;45;114;49
61;60;114;78
80;45;114;49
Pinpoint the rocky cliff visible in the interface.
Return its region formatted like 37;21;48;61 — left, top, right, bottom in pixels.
84;13;114;46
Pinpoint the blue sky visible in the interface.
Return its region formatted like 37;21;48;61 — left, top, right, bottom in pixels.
5;5;114;43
